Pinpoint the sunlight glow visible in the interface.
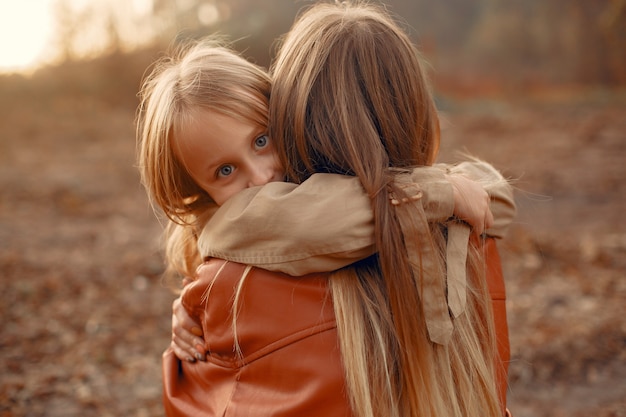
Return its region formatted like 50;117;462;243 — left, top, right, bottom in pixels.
0;0;160;75
198;4;220;26
0;1;55;74
0;0;231;75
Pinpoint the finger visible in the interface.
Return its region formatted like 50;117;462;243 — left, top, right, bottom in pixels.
172;298;206;359
173;310;205;348
170;335;196;363
172;324;206;361
472;194;493;236
172;316;206;360
173;323;205;352
472;215;484;236
484;207;494;231
182;276;193;287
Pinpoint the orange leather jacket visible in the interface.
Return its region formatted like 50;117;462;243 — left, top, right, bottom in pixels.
162;238;510;417
162;260;354;417
484;238;511;414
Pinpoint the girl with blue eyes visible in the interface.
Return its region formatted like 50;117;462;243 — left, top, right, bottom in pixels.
171;107;282;206
137;38;503;293
137;26;515;417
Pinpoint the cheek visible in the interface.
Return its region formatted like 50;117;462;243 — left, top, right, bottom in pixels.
210;182;248;206
266;152;285;177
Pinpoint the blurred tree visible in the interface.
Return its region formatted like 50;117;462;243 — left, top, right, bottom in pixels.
599;0;626;84
47;0;626;89
52;0;130;61
145;0;301;67
52;0;84;61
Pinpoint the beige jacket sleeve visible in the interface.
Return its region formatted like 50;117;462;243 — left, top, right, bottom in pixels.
197;173;377;276
197;163;515;276
438;161;516;239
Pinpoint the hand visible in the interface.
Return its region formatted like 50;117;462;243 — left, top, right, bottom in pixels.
171;295;206;362
447;174;494;235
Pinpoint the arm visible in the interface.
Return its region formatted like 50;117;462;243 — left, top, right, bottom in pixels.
177;162;515;360
198;173;376;276
197;162;515;276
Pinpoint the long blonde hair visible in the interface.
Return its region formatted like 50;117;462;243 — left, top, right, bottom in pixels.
270;2;500;416
136;39;271;282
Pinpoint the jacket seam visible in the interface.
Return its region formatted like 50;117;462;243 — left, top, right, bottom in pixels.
205;319;337;369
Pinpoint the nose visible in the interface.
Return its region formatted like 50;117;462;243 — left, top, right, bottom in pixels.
247;161;280;188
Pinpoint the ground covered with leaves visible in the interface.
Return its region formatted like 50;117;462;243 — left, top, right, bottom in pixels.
1;85;624;416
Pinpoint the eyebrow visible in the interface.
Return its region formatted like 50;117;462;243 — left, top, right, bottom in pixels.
204;157;226;179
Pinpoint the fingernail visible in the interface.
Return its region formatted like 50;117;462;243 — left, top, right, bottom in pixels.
186;356;195;363
195;352;204;361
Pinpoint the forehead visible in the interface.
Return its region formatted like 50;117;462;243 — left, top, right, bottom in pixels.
173;109;259;161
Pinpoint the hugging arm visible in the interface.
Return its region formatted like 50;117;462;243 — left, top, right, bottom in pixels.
197;161;515;275
173;161;516;361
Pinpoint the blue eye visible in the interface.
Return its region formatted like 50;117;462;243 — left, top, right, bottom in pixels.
254;135;269;149
217;164;234;177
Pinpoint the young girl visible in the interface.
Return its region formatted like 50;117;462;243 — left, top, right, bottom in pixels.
262;3;508;415
137;10;514;417
137;40;491;284
270;3;504;416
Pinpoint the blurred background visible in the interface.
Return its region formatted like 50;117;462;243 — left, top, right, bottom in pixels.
0;1;624;416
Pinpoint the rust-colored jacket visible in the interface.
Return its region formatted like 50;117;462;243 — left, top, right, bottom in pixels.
162;261;354;417
163;239;511;416
484;237;511;412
